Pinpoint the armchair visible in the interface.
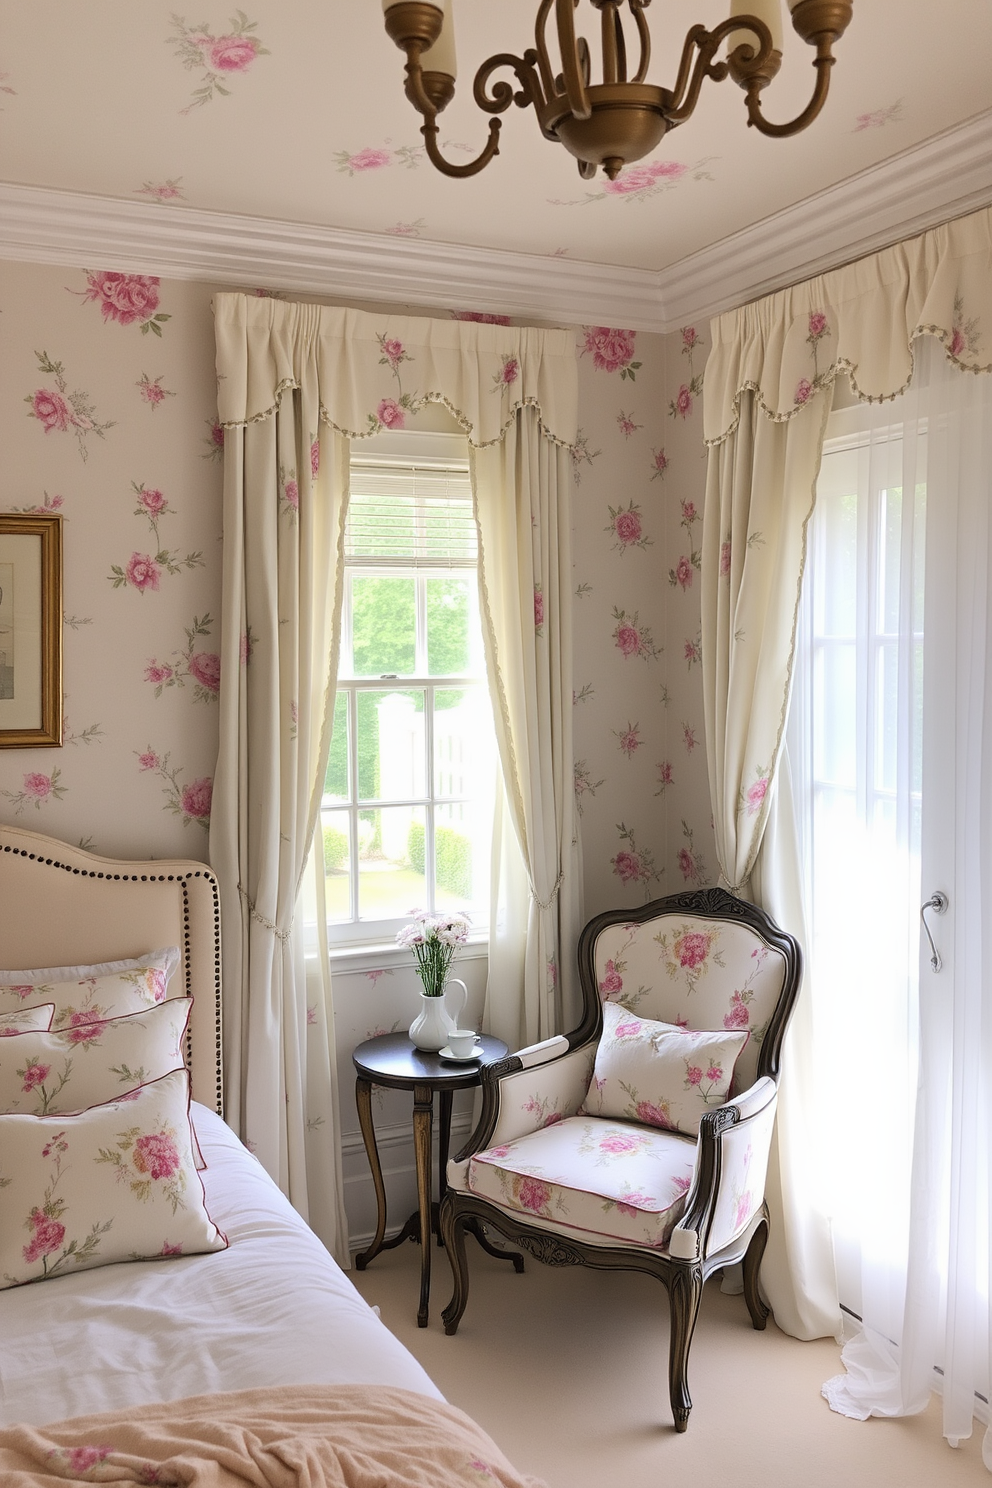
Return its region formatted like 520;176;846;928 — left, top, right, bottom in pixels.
439;887;802;1431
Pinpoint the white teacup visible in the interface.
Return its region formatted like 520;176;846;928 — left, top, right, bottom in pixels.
447;1028;479;1059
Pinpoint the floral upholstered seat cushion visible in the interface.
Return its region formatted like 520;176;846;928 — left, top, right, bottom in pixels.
593;915;786;1092
468;1115;697;1249
0;1067;227;1290
581;1002;749;1136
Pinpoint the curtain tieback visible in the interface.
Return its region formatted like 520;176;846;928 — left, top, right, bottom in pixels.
529;868;564;913
717;870;751;899
238;882;293;943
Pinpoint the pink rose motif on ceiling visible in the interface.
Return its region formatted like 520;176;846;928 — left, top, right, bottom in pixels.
333;144;422;175
78;272;171;337
133;1131;181;1180
581;326;641;381
347;148;391;171
376;398;405;430
135;178;186;204
603;160;688;197
170;13;268;113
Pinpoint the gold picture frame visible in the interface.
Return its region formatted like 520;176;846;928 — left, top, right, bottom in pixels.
0;514;63;748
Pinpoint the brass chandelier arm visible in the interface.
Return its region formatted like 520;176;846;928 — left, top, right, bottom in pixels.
419;112;503;178
474;51;547;116
600;2;626;85
743;50;834;136
664;23;734;126
629;1;651;84
556;0;593;121
533;0;559;103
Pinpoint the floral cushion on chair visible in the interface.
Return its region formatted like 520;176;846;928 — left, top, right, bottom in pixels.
593;915;785;1092
581;1002;749;1136
0;1067;226;1290
468;1115;697;1249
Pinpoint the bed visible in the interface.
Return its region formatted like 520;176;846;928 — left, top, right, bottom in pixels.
0;825;542;1487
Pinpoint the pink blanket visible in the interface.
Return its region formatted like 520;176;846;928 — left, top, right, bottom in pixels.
0;1385;547;1488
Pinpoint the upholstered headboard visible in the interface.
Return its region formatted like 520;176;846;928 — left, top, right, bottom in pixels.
0;825;223;1114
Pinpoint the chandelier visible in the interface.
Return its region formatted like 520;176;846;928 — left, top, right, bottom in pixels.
381;0;853;181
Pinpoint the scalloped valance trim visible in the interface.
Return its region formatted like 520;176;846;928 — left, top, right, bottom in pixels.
219;380;575;451
704;205;992;447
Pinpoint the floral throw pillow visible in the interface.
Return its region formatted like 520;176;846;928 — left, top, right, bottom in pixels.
0;999;192;1117
0;948;181;1028
581;1001;750;1137
0;1005;55;1037
0;1067;227;1290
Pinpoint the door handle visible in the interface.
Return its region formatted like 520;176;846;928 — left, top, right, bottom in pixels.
921;891;948;972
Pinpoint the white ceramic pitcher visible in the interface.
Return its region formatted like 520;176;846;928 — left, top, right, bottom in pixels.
408;977;468;1052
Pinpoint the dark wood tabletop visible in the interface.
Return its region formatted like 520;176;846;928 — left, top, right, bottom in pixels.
352;1031;509;1089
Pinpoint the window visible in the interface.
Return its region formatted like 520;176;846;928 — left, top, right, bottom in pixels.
322;431;496;945
791;401;926;1319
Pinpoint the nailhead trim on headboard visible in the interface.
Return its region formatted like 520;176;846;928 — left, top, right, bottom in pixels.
0;841;224;1115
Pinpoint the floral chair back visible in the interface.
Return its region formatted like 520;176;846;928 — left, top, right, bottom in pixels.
579;891;794;1094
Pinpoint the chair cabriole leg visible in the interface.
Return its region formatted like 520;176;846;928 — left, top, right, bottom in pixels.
668;1261;703;1432
742;1213;771;1330
440;1195;470;1336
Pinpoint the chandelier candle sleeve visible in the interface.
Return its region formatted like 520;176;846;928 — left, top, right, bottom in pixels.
728;0;784;55
421;0;456;78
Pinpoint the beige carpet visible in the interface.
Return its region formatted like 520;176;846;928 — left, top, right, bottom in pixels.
351;1239;989;1488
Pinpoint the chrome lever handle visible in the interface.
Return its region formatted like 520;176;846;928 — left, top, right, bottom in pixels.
921;891;948;972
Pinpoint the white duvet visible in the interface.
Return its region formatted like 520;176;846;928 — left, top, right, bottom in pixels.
0;1103;442;1426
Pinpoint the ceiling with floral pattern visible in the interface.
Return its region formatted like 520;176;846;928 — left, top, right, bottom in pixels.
1;0;990;275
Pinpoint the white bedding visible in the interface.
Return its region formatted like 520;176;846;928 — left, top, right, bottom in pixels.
0;1102;442;1426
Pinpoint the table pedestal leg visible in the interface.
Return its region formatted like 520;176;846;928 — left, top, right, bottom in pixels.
354;1077;387;1270
412;1082;434;1327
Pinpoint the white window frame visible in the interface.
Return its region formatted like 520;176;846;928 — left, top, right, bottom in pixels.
324;430;493;951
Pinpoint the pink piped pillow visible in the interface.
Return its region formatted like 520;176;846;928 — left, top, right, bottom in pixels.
0;949;181;1028
582;1001;750;1137
0;1005;55;1037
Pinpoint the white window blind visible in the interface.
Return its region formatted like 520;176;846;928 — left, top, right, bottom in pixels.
346;461;476;568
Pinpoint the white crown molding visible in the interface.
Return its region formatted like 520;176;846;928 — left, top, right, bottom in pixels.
0;182;665;332
661;108;992;327
0;108;990;333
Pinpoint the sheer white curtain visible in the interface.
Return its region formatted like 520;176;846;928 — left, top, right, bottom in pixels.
815;342;992;1464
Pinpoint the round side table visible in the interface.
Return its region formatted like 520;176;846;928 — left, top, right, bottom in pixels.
352;1032;521;1327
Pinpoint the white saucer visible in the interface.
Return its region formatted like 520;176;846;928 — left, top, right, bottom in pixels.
438;1042;481;1062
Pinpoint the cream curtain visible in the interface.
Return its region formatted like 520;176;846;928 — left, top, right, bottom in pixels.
474;417;582;1048
211;294;579;1255
701;205;992;1338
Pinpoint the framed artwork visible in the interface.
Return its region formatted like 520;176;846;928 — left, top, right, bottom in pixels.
0;514;63;748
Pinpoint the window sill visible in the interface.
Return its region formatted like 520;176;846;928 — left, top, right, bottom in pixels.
328;934;488;976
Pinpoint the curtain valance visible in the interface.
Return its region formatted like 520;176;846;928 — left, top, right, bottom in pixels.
704;204;992;444
213;294;579;449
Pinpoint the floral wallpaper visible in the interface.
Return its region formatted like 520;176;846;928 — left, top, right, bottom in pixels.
0;261;222;859
0;257;715;1240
